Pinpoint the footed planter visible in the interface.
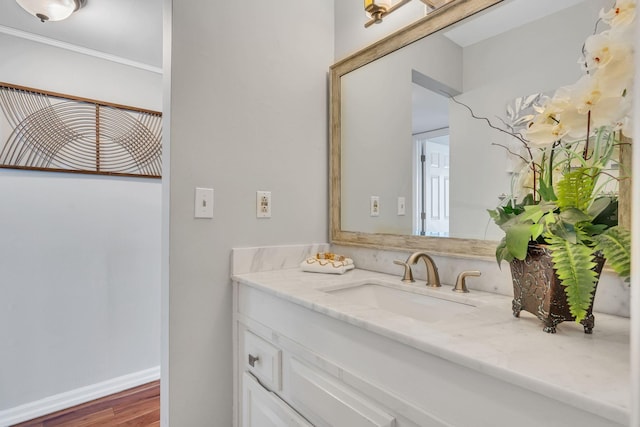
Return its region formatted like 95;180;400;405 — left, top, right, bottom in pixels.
510;243;605;334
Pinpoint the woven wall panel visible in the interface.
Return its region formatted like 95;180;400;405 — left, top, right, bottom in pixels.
0;83;162;178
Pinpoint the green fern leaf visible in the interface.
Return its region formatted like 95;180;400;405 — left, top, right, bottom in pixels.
555;168;595;212
546;236;598;322
594;226;631;280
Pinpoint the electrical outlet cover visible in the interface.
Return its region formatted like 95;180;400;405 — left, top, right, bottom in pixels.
257;191;272;218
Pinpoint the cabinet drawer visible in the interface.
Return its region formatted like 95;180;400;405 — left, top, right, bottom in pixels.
289;358;396;427
244;330;282;391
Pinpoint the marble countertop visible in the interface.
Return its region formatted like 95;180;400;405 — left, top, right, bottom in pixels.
232;268;631;425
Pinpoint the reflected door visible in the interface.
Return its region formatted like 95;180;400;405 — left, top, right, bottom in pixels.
415;134;450;236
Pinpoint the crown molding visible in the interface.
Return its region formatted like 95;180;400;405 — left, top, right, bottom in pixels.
0;24;162;74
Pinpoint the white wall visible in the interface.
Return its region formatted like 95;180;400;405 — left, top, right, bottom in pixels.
167;1;333;425
0;35;161;110
0;33;161;418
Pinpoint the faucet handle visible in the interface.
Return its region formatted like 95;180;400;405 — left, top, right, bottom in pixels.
453;270;481;293
393;260;415;283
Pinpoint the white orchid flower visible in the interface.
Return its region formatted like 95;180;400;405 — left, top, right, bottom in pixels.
525;95;574;146
569;75;603;115
549;87;586;140
525;68;631;144
583;30;633;74
600;0;636;29
557;75;629;135
594;56;634;96
525;118;569;147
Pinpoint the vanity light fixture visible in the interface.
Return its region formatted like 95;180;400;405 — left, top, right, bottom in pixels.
16;0;87;22
364;0;453;28
364;0;397;27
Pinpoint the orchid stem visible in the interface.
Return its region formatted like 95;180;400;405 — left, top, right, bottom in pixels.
583;110;591;160
548;142;557;195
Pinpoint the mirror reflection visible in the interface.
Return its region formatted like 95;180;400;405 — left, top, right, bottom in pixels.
340;0;613;241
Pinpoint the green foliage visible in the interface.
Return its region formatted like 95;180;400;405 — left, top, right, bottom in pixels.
538;172;557;201
506;224;536;260
489;180;629;325
487;194;532;227
558;208;591;225
594;227;631;280
546;235;598;323
489;201;556;261
555;168;596;211
486;127;631;326
590;196;619;228
495;238;513;265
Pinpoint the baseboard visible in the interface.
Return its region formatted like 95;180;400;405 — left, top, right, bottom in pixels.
0;366;160;426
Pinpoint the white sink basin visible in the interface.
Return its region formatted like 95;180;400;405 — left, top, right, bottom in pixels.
325;283;476;323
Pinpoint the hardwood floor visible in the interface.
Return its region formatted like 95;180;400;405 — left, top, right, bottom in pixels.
13;381;160;427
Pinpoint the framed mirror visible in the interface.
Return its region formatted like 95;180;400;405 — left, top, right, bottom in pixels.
330;0;631;258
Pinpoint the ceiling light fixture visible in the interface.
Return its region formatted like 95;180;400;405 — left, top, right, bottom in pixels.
364;0;453;28
16;0;87;23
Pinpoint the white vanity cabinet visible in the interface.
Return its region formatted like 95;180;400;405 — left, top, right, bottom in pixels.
233;280;626;427
236;322;399;427
234;286;403;427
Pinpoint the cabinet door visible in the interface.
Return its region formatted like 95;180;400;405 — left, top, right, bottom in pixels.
243;372;313;427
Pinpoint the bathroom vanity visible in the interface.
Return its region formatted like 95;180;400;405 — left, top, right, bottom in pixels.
232;266;630;427
231;0;635;424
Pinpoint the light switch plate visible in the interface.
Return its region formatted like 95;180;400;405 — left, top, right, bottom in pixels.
194;187;214;219
397;197;406;216
370;196;380;217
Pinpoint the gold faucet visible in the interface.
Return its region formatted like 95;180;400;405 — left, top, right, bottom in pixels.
405;252;441;288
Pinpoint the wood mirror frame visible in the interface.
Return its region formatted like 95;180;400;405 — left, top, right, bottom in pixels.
329;0;631;258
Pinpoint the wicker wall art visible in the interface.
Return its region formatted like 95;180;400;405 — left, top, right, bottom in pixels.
0;82;162;178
